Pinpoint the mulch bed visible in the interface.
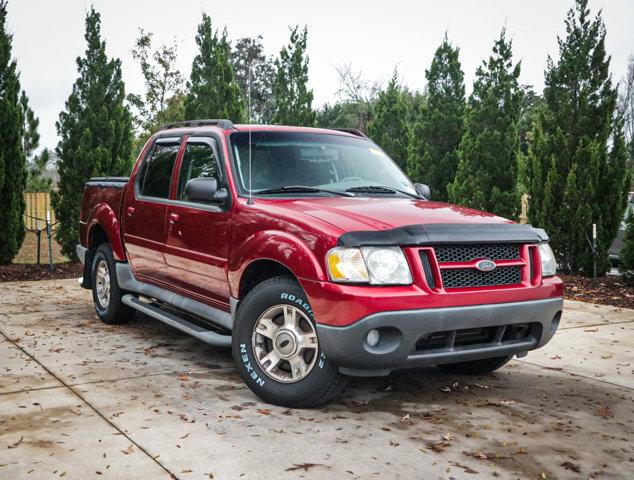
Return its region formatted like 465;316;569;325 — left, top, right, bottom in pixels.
561;274;634;310
0;262;83;283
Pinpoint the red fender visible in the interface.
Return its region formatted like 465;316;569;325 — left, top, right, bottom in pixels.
228;230;325;298
87;203;126;261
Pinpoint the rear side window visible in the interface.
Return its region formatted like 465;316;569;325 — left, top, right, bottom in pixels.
139;143;180;198
177;143;220;202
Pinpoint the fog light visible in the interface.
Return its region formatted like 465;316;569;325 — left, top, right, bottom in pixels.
366;329;381;347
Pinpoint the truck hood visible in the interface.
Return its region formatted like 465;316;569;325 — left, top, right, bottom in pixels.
268;196;512;233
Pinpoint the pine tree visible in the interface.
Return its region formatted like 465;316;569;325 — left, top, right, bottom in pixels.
26;148;53;193
20;90;40;160
184;14;245;122
53;7;133;259
448;29;523;219
231;36;275;123
620;210;634;284
407;35;465;200
271;26;315;126
0;0;26;264
366;71;410;170
526;0;630;275
19;90;51;192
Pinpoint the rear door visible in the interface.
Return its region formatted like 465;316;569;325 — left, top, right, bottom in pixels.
163;136;232;308
122;137;182;283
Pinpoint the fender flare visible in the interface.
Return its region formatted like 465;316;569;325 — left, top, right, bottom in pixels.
87;203;126;261
228;230;325;298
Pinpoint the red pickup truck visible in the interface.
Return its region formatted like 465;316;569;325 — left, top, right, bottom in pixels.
77;119;563;407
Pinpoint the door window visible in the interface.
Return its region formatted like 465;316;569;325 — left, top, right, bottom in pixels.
139;143;180;199
177;143;221;202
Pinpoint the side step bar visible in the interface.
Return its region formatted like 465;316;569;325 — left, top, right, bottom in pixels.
122;295;231;348
116;263;232;330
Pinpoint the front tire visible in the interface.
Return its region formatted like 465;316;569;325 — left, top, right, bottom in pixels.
437;355;513;375
232;276;348;408
91;243;134;325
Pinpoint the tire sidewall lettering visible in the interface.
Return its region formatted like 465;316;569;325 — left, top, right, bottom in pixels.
240;343;266;387
280;292;313;317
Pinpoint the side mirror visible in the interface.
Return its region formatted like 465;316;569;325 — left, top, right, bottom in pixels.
184;177;228;204
414;183;431;200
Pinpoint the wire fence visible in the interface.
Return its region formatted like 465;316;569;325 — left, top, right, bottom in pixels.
23;193;59;270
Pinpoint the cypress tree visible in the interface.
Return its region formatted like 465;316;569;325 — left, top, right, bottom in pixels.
184;14;245;122
0;0;26;265
448;29;523;219
271;26;315;126
53;7;133;259
526;0;630;275
620;210;634;284
408;35;465;200
367;71;409;170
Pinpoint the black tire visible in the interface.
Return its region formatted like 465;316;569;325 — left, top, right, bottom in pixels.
437;355;513;375
91;243;135;325
232;276;348;408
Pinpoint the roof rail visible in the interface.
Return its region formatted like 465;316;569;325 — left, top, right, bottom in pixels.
332;128;368;138
160;119;234;131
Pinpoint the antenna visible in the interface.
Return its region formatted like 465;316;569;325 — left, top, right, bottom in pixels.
247;63;254;205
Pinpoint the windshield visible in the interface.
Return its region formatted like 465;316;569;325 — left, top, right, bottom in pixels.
229;131;416;196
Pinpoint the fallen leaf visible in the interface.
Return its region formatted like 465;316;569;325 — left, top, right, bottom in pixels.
595;405;613;419
449;462;479;474
426;441;450;453
400;413;410;422
178;373;190;381
121;444;134;455
257;408;272;416
7;436;23;449
285;463;322;472
561;461;580;473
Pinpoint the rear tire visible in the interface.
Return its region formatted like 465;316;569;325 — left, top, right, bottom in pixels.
437;355;513;375
91;243;134;325
232;276;348;408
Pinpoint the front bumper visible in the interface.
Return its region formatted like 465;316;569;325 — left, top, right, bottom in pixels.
317;297;563;376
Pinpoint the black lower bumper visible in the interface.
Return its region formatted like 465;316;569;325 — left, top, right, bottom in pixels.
316;298;563;376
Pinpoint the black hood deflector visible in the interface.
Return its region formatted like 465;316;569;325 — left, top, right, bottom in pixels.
337;223;548;247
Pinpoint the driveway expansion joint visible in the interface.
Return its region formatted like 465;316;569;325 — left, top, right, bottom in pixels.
0;326;180;480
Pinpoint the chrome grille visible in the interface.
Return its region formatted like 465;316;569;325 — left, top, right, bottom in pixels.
434;244;520;263
441;266;521;288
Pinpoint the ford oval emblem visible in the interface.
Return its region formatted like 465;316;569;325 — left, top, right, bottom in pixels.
475;259;496;272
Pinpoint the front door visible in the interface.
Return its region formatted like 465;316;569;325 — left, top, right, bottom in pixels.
122;137;182;284
164;137;232;309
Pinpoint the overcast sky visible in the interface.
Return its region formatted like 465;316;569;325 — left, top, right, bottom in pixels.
5;0;634;151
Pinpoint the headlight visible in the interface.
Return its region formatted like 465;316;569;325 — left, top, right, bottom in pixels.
539;242;557;277
326;247;412;285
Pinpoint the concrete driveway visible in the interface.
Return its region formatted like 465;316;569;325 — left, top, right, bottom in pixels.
1;279;632;480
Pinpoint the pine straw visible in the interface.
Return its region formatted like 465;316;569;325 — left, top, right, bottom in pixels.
561;274;634;310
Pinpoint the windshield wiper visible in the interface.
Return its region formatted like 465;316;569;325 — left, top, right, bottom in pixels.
254;185;354;197
345;185;420;199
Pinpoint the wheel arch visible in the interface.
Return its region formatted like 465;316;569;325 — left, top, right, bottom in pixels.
87;203;126;261
229;230;326;300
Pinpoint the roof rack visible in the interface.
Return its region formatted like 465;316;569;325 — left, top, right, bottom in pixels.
332;128;368;138
160;119;234;131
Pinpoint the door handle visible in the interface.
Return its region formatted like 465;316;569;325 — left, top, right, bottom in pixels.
126;206;135;216
169;213;179;224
